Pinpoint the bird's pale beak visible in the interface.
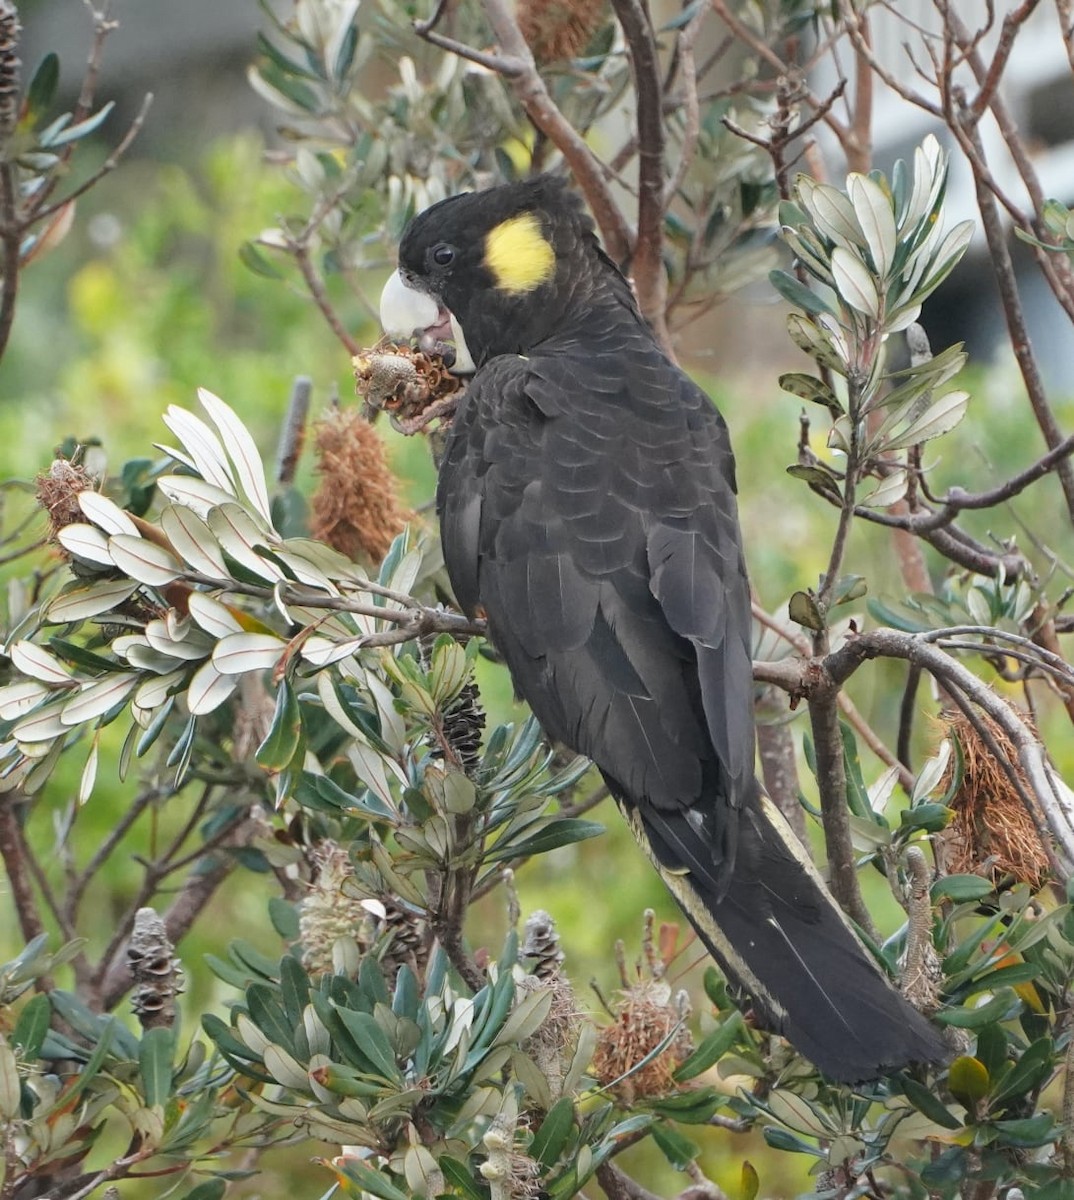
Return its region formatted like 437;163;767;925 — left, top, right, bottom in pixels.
379;270;476;375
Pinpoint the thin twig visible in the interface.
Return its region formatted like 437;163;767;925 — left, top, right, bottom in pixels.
31;93;153;225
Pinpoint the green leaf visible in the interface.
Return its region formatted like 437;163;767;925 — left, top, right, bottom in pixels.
268;897;300;941
256;680;303;770
831;246;880;318
239;239;286;280
485;818;604;863
439;1155;488;1200
673;1013;745;1081
139;1026;175;1108
931;874;994;903
650;1122;699;1169
769;269;835;318
530;1096;575;1168
788;590;824;632
333;1010;400;1081
27;53;60;116
11;993;51;1059
936;988;1020;1029
785;463;843;502
919;1145;967;1188
947;1055;989;1106
181;1181;227;1200
778;373;843;415
990;1037;1054;1105
761;1126;821;1155
336;1157;411;1200
899;1073;962;1129
46;101;115;147
649;1087;724;1124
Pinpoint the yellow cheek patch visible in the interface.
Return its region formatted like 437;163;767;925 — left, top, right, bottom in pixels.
484;213;556;294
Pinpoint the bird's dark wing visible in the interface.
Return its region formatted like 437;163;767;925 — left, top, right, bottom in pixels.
437;335;948;1083
437;332;753;883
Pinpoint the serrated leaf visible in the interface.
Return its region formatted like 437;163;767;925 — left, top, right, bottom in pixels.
108;534;183;587
831;246;879;317
198;388;274;526
78;490;138;536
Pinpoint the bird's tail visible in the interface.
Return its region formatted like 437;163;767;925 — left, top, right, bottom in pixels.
629;785;948;1083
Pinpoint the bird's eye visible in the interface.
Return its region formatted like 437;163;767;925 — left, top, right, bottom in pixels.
432;243;455;267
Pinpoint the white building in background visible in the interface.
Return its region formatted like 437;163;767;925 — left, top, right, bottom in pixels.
811;1;1074;386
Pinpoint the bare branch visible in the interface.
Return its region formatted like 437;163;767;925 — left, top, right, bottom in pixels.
611;0;670;353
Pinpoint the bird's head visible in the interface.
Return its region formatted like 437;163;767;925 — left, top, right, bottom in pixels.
379;175;614;372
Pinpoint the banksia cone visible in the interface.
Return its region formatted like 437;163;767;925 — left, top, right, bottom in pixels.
0;2;19;145
309;408;411;565
940;711;1050;888
592;978;693;1102
128;908;184;1030
377;895;428;982
518;0;607;63
442;679;486;776
521;909;564;979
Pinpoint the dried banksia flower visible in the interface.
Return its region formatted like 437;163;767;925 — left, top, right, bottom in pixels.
940;711;1050;888
309;407;412;564
354;344;463;433
299;842;374;976
36;459;95;542
592;978;693;1102
128;907;184;1030
518;0;607;64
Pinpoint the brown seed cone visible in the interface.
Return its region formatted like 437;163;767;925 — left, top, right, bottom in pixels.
0;2;20;143
939;710;1051;888
309;407;412;564
592;979;693;1102
518;0;607;63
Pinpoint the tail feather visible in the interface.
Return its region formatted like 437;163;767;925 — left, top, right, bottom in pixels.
627;784;948;1083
